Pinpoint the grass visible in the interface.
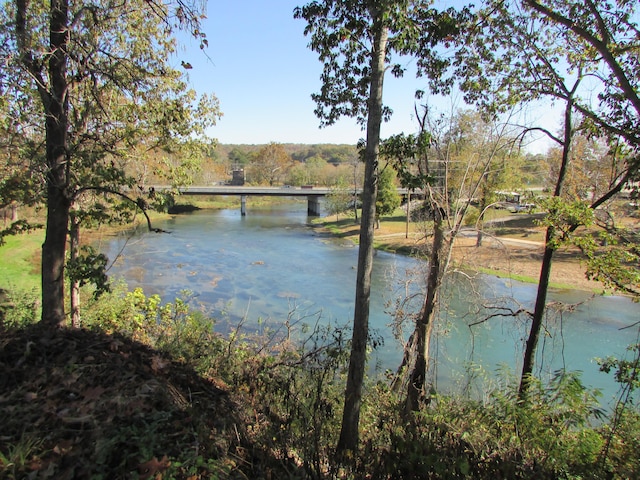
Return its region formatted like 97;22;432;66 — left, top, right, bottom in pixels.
176;195;239;209
0;229;43;293
474;266;580;290
314;208;558;285
486;213;547;243
177;195;299;210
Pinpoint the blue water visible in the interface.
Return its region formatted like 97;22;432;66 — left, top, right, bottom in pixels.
102;201;639;406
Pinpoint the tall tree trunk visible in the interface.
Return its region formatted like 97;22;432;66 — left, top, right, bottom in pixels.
41;0;71;327
406;209;445;413
476;198;487;247
518;94;574;398
42;178;70;327
336;17;388;455
518;229;555;396
69;214;80;328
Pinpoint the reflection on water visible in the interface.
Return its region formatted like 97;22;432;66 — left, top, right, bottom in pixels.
103;202;639;404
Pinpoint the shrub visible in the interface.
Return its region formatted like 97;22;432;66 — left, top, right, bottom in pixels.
356;370;624;479
82;285;222;369
0;287;39;329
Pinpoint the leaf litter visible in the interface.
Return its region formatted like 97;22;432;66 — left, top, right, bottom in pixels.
0;324;264;479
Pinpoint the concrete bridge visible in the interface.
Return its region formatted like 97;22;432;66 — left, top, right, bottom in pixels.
166;185;336;216
159;185;416;216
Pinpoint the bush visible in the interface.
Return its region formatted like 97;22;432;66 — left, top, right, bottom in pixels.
355;370;636;479
82;285;223;368
0;287;39;329
228;322;352;478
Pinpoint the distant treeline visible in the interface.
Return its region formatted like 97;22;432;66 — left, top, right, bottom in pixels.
195;142;550;188
212;143;360;166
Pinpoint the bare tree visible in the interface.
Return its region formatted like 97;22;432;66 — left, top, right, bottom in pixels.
384;105;521;412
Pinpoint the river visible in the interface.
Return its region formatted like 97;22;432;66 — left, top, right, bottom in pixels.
102;201;639;406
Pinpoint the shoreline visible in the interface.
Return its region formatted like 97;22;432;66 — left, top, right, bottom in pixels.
312;217;608;294
95;205;611;294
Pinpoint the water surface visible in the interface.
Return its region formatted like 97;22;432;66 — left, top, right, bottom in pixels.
103;202;639;404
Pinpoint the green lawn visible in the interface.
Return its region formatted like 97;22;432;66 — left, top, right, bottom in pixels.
0;230;43;293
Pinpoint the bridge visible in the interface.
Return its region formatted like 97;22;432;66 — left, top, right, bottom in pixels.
160;185;416;216
166;185;336;216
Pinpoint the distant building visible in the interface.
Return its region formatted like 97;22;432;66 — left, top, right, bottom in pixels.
495;191;521;204
230;168;245;186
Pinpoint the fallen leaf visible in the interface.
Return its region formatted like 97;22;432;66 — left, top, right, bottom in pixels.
82;386;106;401
151;355;170;373
138;455;170;479
53;438;75;455
24;391;38;401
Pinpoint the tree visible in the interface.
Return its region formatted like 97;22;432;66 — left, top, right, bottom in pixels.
326;178;352;221
228;147;252;167
448;110;523;246
0;84;42;241
548;134;617;203
250;143;292;186
375;165;400;227
455;0;640;398
285;155;329;186
383;104;518;413
296;0;469;452
349;156;363;220
1;0;219;327
305;156;329;185
296;1;387;453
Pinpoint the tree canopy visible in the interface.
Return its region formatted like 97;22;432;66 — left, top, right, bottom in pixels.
452;0;640;397
249;143;293;186
0;0;219;325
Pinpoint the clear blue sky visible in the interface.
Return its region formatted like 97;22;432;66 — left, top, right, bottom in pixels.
177;1;555;152
176;1;437;145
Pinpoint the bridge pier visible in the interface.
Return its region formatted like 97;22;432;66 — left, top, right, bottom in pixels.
241;195;247;216
307;196;321;216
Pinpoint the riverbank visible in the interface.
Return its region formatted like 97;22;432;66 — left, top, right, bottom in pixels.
313;213;606;293
1;206;605;295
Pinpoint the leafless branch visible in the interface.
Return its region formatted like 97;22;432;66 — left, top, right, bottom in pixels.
468;307;532;328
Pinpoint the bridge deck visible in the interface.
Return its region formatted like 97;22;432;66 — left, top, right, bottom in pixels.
159;185;412;196
155;185;414;216
170;186;333;197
